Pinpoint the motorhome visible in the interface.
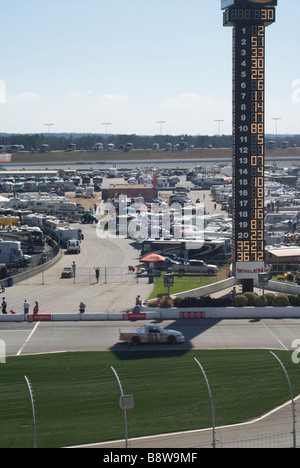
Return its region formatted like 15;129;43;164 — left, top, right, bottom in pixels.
93;143;103;151
124;143;133;151
26;197;80;214
108;167;118;178
66;143;76;151
157;177;168;188
194;177;231;189
139;238;231;261
0;226;45;254
43;218;81;246
265;212;299;225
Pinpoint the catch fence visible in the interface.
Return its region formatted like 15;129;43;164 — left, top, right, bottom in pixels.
16;261;229;286
1;351;300;448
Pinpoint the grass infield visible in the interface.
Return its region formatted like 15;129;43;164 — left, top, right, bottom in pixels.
0;349;298;448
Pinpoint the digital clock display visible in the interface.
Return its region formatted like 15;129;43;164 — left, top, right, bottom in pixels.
223;7;276;26
222;1;277;283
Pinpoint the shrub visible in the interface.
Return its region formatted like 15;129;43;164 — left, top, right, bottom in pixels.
158;296;173;308
233;294;248;306
264;293;276;306
147;299;159;307
172;297;182;307
288;295;300;306
273;294;290;307
243;292;256;306
168;296;233;307
254;295;268;307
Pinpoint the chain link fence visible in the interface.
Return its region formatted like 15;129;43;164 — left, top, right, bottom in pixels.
17;265;151;285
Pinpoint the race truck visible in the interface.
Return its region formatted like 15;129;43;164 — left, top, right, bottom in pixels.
119;323;185;345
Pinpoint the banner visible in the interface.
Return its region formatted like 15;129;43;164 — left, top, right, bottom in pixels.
27;314;52;322
0;154;12;162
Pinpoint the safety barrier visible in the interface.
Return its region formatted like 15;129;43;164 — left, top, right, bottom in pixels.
1;306;300;322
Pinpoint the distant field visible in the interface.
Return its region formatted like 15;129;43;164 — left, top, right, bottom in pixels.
8;147;300;164
0;349;299;448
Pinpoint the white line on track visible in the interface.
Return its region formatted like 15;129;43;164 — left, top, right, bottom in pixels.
261;320;288;350
16;321;40;356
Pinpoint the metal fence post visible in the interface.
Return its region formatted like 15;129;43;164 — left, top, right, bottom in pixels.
111;366;129;448
269;351;296;448
194;357;216;448
24;375;36;448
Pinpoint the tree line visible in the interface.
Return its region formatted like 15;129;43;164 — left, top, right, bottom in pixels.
1;132;299;151
0;133;233;151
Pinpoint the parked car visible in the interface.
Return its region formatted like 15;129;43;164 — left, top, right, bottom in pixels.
61;267;73;278
164;256;185;265
221;202;229;210
172;260;218;276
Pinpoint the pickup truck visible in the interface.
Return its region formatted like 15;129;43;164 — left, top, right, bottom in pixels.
66;239;81;254
119;324;185;345
172;259;218;276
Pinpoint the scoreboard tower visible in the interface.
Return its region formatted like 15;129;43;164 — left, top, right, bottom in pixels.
221;0;277;292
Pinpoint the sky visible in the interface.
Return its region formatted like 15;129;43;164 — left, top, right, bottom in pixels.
0;0;299;136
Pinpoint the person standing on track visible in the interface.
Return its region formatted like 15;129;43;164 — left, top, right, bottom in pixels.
24;299;30;315
33;301;39;314
1;297;7;314
95;267;100;283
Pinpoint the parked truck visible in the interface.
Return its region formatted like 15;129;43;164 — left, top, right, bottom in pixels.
0;239;30;267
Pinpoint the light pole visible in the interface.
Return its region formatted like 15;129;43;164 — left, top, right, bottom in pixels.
44;123;54;149
156;120;166;135
214;119;224;148
102;122;111;138
272;117;281;147
44;123;54;133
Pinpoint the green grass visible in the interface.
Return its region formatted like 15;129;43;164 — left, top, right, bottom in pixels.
148;267;229;299
0;350;299;448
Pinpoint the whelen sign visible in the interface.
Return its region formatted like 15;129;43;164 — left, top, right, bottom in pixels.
235;262;264;279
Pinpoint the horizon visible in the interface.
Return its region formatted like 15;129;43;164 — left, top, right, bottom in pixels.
0;0;299;135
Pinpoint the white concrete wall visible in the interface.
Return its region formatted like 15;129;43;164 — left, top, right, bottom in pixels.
1;306;300;322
